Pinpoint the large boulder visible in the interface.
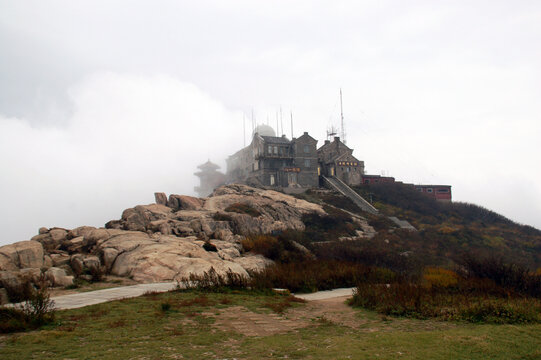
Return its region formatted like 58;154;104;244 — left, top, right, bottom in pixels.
154;192;168;206
45;267;74;287
104;234;248;283
233;254;274;273
167;195;204;211
0;241;44;269
119;204;172;231
67;226;96;239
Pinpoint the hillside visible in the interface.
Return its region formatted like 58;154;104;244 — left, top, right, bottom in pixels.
295;182;541;271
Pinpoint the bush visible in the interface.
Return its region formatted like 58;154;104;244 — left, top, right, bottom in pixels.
250;260;400;293
349;276;541;323
224;203;261;217
3;279;34;303
461;255;541;297
422;267;459;288
177;267;250;292
0;276;56;333
241;234;311;263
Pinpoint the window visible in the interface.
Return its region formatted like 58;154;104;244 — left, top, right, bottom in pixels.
279;147;283;155
437;189;449;193
364;179;370;184
417;188;423;192
346;167;350;173
426;188;433;193
268;145;272;154
304;145;310;153
304;159;310;168
274;146;278;154
270;174;275;186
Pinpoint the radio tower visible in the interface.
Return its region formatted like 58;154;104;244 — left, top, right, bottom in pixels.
340;88;346;144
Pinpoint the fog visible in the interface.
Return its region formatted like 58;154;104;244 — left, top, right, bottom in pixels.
1;0;540;245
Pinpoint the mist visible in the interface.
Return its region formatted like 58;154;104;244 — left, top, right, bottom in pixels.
1;0;540;245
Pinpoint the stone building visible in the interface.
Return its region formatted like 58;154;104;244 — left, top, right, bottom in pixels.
194;160;226;197
317;136;364;186
226;125;319;188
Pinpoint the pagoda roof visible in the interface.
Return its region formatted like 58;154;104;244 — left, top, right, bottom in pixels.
197;160;220;171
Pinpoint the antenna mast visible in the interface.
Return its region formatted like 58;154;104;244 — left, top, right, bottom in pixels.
340;88;346;144
251;108;255;134
280;106;283;136
290;110;294;139
276;110;279;136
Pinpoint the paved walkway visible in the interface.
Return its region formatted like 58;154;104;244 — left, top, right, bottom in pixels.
6;284;355;311
293;287;355;301
44;282;177;310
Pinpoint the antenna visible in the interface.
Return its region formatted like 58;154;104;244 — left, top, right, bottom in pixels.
290;110;294;139
280;106;283;136
276;110;279;136
243;113;246;147
251;108;255;135
340;88;346;144
326;126;338;140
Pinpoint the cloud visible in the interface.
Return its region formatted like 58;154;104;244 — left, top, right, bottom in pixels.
0;73;241;245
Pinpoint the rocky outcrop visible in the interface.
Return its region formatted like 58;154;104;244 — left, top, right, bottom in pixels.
0;184;336;301
0;240;44;270
45;267;74;287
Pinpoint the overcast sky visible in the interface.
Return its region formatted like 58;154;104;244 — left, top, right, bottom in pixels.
1;0;540;246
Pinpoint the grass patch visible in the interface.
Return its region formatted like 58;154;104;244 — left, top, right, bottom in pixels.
1;289;540;359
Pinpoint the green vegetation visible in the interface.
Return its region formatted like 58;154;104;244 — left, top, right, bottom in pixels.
1;289;540;359
354;182;541;269
0;277;56;333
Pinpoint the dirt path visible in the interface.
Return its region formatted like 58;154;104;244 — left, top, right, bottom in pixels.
210;295;362;336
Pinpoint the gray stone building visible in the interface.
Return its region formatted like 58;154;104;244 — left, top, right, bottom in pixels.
226;125;319;188
317;136;364;186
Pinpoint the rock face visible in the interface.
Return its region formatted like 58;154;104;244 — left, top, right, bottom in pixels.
0;184;334;300
0;240;44;270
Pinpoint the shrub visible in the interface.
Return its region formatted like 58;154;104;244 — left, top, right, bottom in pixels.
349;279;541;323
21;276;56;326
242;234;311;263
224;202;261;217
460;255;541;297
3;278;34;303
422;267;459;288
249;260;400;293
0;276;56;333
177;268;249;292
368;216;396;231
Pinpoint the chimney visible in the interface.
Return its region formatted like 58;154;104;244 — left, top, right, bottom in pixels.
304;131;308;135
324;140;330;145
334;136;340;142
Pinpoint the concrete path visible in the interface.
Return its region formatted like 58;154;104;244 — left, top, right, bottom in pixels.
36;282;177;310
293;287;355;301
6;284;355;311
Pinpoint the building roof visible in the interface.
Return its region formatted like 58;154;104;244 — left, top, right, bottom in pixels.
253;124;276;137
197;160;220;171
261;135;291;144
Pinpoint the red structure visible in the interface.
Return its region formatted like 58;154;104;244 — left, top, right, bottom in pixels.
361;174;452;202
361;174;396;185
414;185;452;202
